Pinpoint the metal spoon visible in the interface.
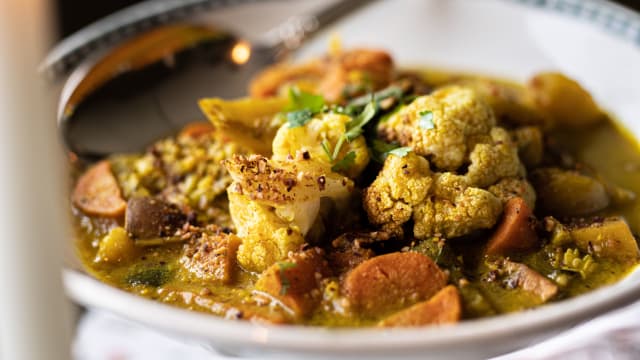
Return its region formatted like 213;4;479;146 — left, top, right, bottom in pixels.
50;0;376;162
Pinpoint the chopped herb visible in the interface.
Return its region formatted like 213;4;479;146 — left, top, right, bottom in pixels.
126;266;172;287
277;261;297;295
418;110;435;130
286;109;313;128
286;87;325;113
321;139;333;162
347;85;403;109
387;146;412;158
284;87;325;128
345;99;378;141
370;139;412;163
331;151;357;172
326;99;378;165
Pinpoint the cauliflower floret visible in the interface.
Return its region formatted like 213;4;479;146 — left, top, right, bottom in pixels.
362;153;432;236
378;86;495;170
413;172;503;239
224;154;354;272
465;127;524;188
364;153;502;239
272;113;370;178
488;177;536;210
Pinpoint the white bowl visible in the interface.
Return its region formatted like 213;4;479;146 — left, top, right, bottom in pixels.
63;0;640;358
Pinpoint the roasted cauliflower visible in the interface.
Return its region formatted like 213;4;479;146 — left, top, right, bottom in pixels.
272;113;370;178
363;153;503;239
368;86;535;239
465;127;524;188
224;154;354;272
378;86;495;171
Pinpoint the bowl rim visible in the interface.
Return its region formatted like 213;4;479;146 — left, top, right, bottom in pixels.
61;0;640;355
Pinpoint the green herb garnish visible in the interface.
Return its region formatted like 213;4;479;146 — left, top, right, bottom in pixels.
387;146;412;158
346;85;403;109
277;261;298;295
126;266;172;287
286;87;325;113
285;87;325;128
370;139;412;163
418;110;435;130
322;99;378;171
321;139;333;162
331;151;357;172
286;109;314;128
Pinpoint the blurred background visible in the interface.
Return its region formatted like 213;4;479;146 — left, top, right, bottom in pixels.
53;0;640;39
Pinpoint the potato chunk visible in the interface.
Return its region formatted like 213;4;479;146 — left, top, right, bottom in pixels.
95;227;138;264
378;285;461;327
530;168;609;217
343;252;447;315
570;218;639;261
255;248;329;317
527;72;603;128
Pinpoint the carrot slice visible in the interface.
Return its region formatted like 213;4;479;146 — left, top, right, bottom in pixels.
343;252;447;315
378;285;461;327
72;161;126;217
485;197;538;256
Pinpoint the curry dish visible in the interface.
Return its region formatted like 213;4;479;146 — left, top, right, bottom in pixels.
72;48;640;327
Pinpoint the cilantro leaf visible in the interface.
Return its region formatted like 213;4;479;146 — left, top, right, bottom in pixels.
418;110;435;130
387;146;412;157
277;261;297;295
370;139;412;163
331;151;356;172
321;139;333;162
347;85;403;109
345;99;377;141
286;109;313;128
286;87;325;113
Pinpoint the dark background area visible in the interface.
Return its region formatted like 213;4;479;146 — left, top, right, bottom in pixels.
53;0;640;38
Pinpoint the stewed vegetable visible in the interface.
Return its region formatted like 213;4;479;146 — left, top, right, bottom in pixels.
71;48;640;327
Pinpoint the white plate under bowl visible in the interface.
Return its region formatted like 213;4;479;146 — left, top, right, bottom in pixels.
63;0;640;359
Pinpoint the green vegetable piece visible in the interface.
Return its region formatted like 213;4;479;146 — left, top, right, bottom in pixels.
286;87;325;113
286;109;314;128
126;266;172;287
331;151;357;172
277;261;298;295
345;99;377;141
418;110;435;130
370;139;411;163
347;85;403;109
559;248;597;279
321;139;334;162
387;147;412;158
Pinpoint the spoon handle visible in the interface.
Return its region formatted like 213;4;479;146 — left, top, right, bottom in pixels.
259;0;378;57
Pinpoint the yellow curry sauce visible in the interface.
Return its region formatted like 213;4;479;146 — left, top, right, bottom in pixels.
72;49;640;327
